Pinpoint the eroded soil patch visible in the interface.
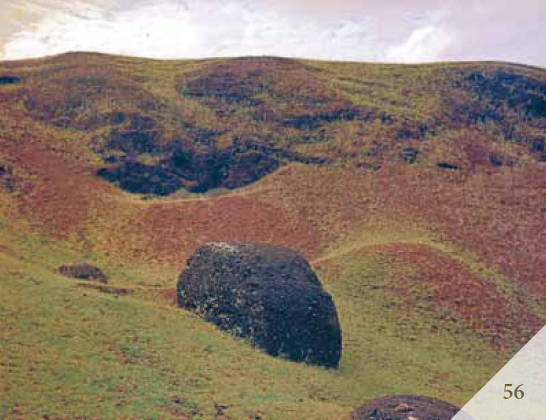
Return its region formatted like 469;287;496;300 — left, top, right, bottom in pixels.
372;243;543;350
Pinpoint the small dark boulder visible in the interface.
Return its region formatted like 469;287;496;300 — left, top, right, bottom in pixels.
58;263;108;283
351;395;461;420
489;154;504;167
531;139;544;153
0;164;10;177
437;162;461;170
400;147;419;164
0;76;21;85
177;242;342;368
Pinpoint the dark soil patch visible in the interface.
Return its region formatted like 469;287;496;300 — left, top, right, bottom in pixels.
169;144;281;192
110;111;127;125
58;263;108;283
531;139;544;152
351;394;460;420
97;138;332;195
179;57;355;129
98;161;183;196
464;70;546;118
129;114;155;130
448;69;546;141
177;242;342;368
97;148;279;195
77;283;132;296
106;130;162;155
396;123;432;140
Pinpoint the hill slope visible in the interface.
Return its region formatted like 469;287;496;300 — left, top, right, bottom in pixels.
0;53;545;419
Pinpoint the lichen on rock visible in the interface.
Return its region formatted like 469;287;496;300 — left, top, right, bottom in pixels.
177;241;342;368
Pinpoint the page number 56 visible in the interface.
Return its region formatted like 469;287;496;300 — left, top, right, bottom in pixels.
504;384;524;399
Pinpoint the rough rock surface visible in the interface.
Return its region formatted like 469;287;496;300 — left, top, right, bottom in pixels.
177;242;342;368
58;263;108;283
351;394;461;420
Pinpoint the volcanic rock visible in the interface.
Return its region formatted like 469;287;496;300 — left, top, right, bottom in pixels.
177;242;342;368
58;263;108;283
437;162;461;170
489;154;503;166
351;394;461;420
0;76;21;85
400;147;419;163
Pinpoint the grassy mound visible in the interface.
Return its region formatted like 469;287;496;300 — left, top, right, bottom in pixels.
0;220;526;419
0;53;544;418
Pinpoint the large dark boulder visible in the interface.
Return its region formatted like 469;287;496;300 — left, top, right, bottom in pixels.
351;395;461;420
177;242;342;368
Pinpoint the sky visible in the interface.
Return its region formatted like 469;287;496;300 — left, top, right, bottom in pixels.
1;0;545;66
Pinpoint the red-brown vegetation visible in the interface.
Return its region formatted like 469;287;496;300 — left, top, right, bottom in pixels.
371;243;543;349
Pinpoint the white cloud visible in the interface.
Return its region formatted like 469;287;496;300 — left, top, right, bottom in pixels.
0;0;545;66
2;1;387;61
2;2;200;59
386;25;453;63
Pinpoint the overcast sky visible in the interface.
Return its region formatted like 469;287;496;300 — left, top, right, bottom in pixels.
1;0;545;66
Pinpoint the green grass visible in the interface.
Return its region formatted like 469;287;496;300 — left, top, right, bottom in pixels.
319;223;546;322
0;221;508;419
1;52;544;419
3;52;544;169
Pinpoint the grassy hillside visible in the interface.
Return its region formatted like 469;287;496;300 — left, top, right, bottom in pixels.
0;53;545;419
0;219;512;419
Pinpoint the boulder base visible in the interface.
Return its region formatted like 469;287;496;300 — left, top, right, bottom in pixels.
177;242;342;368
351;395;461;420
